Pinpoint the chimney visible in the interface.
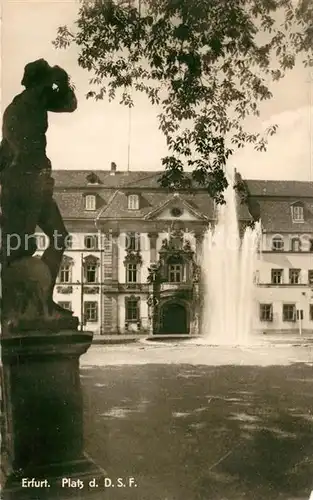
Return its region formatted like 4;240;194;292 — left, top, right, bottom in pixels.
110;162;117;175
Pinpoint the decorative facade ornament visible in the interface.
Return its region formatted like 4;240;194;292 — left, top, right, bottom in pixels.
183;240;192;253
56;285;73;294
123;250;142;265
125;283;139;290
83;286;100;294
84;254;100;265
170;207;183;217
192;262;201;283
159;237;194;260
147;262;164;284
61;254;74;264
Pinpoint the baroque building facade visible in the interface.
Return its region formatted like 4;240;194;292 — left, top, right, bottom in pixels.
35;165;313;335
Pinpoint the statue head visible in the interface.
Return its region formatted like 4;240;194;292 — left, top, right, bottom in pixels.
21;59;53;89
21;59;71;91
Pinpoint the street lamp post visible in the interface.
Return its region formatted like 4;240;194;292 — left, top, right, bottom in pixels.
149;263;160;335
80;252;84;332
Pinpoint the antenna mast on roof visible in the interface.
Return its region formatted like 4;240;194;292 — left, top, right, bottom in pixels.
126;0;142;172
127;105;132;172
309;70;313;182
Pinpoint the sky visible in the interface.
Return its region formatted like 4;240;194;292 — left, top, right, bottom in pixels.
1;0;313;181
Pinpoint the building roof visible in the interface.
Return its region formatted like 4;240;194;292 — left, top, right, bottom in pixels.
258;200;313;232
52;170;165;189
53;169;313;196
53;187;251;221
246;180;313;198
51;169;313;229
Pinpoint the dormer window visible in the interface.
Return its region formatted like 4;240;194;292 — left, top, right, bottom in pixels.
86;172;100;185
291;203;304;222
128;194;139;210
85;195;96;211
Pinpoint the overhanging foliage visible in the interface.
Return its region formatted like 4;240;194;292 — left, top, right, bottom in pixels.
54;0;312;202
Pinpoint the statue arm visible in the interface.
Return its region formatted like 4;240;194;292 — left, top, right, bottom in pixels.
46;66;77;113
46;86;77;113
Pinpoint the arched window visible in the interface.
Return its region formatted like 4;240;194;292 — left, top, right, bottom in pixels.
128;194;139;210
272;236;284;251
125;232;141;251
84;235;98;250
291;238;301;252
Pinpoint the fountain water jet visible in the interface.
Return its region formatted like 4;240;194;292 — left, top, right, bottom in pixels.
200;169;261;345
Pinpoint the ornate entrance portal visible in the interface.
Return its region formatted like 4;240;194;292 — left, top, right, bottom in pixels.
159;302;189;334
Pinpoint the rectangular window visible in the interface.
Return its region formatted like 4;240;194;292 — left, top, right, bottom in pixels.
259;304;273;322
283;304;296;322
58;301;72;311
125;298;139;321
291;205;304;222
169;264;183;283
308;270;313;285
84;301;98;322
85;263;98;283
271;269;283;284
128;194;139;210
84;235;98;250
289;269;301;285
85;195;96;211
59;263;72;283
126;263;138;283
310;304;313;321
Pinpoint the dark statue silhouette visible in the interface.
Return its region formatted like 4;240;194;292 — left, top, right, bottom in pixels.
0;59;78;331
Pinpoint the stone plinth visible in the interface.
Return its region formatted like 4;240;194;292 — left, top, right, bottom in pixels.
0;331;106;499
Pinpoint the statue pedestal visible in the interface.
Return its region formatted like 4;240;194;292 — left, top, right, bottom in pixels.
0;331;106;499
